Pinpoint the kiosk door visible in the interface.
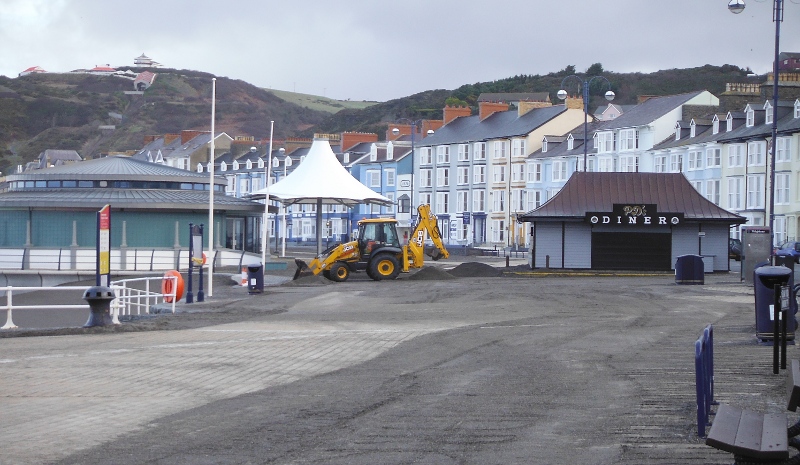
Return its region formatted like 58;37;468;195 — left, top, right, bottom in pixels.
591;232;671;270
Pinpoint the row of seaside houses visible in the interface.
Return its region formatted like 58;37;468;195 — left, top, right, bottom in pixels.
128;85;800;253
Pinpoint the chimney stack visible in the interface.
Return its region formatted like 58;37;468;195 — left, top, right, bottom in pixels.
479;102;509;121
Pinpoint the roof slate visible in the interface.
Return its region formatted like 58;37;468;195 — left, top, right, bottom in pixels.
595;91;707;131
6;155;226;186
419;105;567;147
0;189;264;211
518;172;745;223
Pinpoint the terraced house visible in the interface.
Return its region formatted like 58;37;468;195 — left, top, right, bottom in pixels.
527;89;800;250
415;101;585;248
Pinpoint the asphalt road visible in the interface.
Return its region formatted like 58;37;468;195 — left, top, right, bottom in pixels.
1;261;777;465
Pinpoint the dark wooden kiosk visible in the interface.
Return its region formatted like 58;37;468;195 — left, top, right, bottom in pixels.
518;172;746;272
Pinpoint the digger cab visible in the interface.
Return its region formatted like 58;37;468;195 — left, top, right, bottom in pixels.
357;218;400;258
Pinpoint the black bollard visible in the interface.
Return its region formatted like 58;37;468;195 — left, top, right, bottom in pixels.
83;286;116;328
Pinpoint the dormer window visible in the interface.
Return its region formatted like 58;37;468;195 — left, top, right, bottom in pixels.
232;160;239;170
712;116;720;135
286;157;293;167
746;108;755;127
257;158;264;169
245;160;251;169
795;100;800;119
690;120;696;138
272;157;279;168
726;113;733;132
369;146;377;162
675;122;681;141
197;163;204;173
765;102;773;125
221;161;228;171
567;135;574;151
542;139;548;153
344;153;349;164
387;142;394;161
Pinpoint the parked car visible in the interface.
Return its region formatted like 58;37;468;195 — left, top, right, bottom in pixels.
775;241;800;263
729;238;742;261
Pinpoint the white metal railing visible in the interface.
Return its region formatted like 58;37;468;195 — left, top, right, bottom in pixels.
1;286;89;329
110;276;176;319
1;276;177;330
0;248;260;272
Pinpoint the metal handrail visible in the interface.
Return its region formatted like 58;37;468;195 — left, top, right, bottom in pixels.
1;286;89;329
1;277;177;330
110;276;177;322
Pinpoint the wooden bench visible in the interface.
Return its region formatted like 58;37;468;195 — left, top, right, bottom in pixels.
706;404;789;462
705;359;800;464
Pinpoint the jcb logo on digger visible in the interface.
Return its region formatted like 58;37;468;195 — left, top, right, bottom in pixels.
413;230;424;246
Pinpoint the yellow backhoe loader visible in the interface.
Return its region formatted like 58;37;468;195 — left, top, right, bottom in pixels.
294;204;450;282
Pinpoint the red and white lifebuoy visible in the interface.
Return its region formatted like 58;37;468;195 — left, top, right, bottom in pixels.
162;270;185;303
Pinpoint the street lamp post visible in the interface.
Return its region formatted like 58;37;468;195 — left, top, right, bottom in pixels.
276;147;286;257
261;121;274;266
557;75;615;171
392;120;434;225
729;0;785;255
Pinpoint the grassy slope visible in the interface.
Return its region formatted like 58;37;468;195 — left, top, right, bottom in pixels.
265;88;379;113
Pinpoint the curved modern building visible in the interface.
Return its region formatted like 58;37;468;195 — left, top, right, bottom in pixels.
0;156;267;251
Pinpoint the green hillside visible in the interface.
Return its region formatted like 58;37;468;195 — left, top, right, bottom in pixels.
309;63;756;136
266;89;378;113
0;63;758;176
0;69;330;174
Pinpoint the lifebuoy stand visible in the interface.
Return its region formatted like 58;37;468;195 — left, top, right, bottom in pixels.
162;270;184;303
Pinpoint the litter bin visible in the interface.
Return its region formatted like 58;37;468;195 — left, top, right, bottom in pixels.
775;255;796;273
247;263;264;294
754;265;797;341
675;254;704;285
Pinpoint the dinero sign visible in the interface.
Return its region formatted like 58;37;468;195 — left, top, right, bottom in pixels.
586;204;683;227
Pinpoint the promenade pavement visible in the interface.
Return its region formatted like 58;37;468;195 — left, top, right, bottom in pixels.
0;256;792;464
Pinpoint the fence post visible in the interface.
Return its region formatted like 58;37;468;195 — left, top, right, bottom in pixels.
695;324;714;437
1;287;17;329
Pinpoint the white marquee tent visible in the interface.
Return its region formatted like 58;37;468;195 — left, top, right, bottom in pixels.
251;138;393;255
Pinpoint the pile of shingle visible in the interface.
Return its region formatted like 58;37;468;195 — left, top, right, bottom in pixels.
407;266;455;281
447;262;503;278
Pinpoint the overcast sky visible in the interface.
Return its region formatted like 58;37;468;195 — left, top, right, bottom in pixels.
2;0;799;102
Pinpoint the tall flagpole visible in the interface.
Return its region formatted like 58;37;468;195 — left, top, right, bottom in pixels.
261;121;274;265
208;78;216;297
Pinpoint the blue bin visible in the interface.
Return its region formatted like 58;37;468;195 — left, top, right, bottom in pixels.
676;254;704;285
754;265;796;341
247;263;264;294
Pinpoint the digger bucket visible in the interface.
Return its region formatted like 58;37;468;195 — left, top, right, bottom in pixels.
427;248;443;261
293;259;313;280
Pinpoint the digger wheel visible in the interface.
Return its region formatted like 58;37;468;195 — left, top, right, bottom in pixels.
368;254;400;281
328;262;350;282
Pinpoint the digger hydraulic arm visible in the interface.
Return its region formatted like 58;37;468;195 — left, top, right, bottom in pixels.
404;204;449;270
